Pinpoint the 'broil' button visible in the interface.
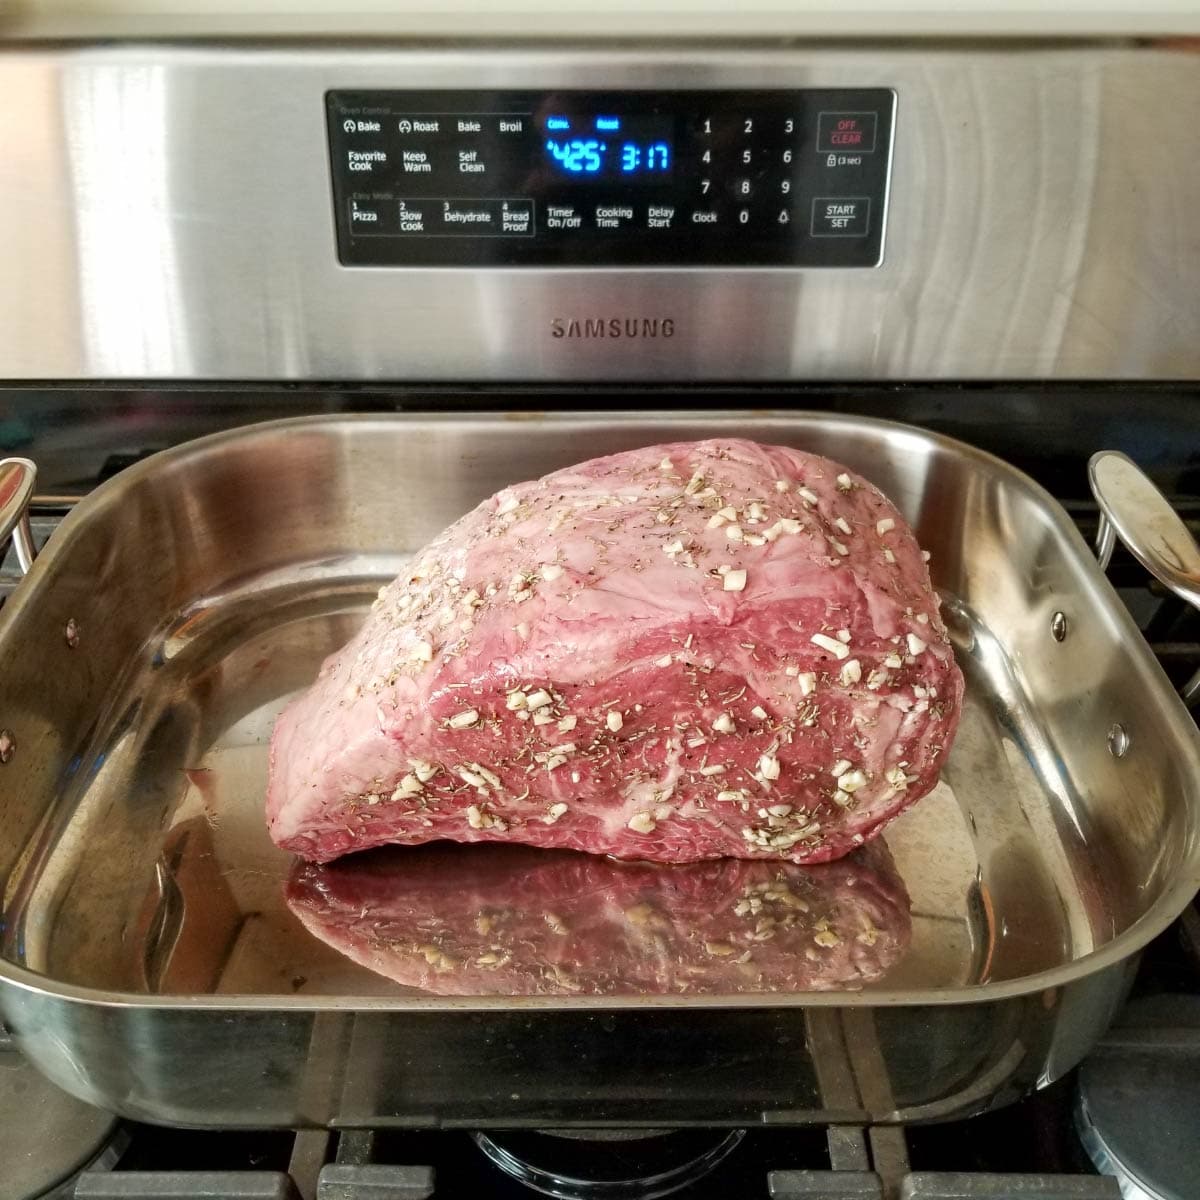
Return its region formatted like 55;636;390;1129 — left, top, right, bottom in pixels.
811;196;871;237
816;112;878;153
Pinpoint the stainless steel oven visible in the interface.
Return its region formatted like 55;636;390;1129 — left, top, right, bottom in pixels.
2;31;1200;1200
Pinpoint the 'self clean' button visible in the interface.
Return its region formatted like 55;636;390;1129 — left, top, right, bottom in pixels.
816;112;878;154
811;197;871;238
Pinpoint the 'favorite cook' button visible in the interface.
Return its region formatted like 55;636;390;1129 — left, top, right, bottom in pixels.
810;196;871;238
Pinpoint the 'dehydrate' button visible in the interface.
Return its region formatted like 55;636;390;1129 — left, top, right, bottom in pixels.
810;196;870;237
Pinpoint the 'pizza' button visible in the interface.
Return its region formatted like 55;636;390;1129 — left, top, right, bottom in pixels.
811;197;871;238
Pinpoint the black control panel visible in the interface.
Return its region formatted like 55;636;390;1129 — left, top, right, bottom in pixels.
327;89;895;268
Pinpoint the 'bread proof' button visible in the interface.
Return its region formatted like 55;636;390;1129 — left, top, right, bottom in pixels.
811;197;871;238
816;112;878;154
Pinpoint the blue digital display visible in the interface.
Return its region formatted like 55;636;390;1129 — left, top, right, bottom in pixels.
542;113;673;181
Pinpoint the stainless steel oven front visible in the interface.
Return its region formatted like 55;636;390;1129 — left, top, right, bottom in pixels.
0;41;1198;383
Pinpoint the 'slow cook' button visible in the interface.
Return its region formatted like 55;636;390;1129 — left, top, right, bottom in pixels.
816;112;878;154
810;196;870;238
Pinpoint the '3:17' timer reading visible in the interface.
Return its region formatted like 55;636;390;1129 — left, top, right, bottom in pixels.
542;113;673;180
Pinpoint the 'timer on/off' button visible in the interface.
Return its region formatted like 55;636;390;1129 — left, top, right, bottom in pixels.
811;196;871;238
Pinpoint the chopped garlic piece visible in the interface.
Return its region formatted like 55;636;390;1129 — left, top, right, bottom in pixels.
410;759;437;783
797;486;819;505
836;473;853;491
712;712;736;734
526;689;553;709
496;493;520;516
411;640;433;663
544;802;569;824
725;524;744;541
774;479;789;492
699;764;726;776
829;538;849;557
831;759;852;777
797;671;817;696
392;775;423;801
751;705;768;720
811;633;850;659
884;653;903;669
839;769;868;792
506;690;527;710
606;710;624;733
883;548;897;564
540;563;563;582
907;633;928;656
662;539;685;557
723;569;747;592
717;789;748;803
834;516;853;535
840;659;862;686
758;754;781;781
655;654;673;668
659;456;673;470
877;517;896;535
448;709;479;729
557;715;578;732
627;811;657;834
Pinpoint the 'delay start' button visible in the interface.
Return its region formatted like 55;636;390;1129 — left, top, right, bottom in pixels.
816;111;878;153
810;197;871;238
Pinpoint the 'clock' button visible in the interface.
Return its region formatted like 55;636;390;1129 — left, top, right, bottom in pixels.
811;196;871;237
816;112;878;153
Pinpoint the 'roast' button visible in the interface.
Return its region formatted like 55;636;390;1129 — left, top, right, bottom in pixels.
816;112;878;154
810;196;871;238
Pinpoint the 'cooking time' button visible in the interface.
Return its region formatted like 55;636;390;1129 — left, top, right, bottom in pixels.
811;196;871;237
816;112;878;153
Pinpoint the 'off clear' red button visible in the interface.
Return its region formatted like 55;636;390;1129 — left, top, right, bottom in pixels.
816;111;877;154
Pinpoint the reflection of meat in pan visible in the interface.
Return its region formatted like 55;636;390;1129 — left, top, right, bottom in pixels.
285;841;911;997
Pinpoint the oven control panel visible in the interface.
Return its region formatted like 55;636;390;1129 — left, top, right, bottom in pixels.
326;89;894;268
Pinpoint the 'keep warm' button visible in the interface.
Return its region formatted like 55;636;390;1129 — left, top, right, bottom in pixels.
811;196;871;238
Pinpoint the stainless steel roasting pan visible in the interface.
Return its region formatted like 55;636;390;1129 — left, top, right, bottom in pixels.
0;413;1197;1130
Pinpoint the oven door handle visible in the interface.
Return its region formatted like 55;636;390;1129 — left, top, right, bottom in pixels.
0;457;37;576
1089;450;1200;705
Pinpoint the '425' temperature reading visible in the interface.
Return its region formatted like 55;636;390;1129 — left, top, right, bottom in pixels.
545;139;671;175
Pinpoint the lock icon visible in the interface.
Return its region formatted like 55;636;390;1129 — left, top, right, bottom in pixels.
827;153;837;167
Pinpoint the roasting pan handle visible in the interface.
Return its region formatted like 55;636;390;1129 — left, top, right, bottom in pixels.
1089;450;1200;706
0;458;37;576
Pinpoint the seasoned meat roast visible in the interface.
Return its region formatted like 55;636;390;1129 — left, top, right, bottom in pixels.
267;438;963;865
286;842;912;996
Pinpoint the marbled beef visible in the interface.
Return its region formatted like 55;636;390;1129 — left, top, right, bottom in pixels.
267;438;962;864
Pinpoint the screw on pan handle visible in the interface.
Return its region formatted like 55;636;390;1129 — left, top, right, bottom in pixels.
1089;450;1200;705
0;457;37;576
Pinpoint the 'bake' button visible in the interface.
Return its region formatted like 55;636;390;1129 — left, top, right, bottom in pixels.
816;112;878;153
810;197;871;237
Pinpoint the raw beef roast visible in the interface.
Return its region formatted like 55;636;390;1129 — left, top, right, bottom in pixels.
286;842;911;996
268;438;963;865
